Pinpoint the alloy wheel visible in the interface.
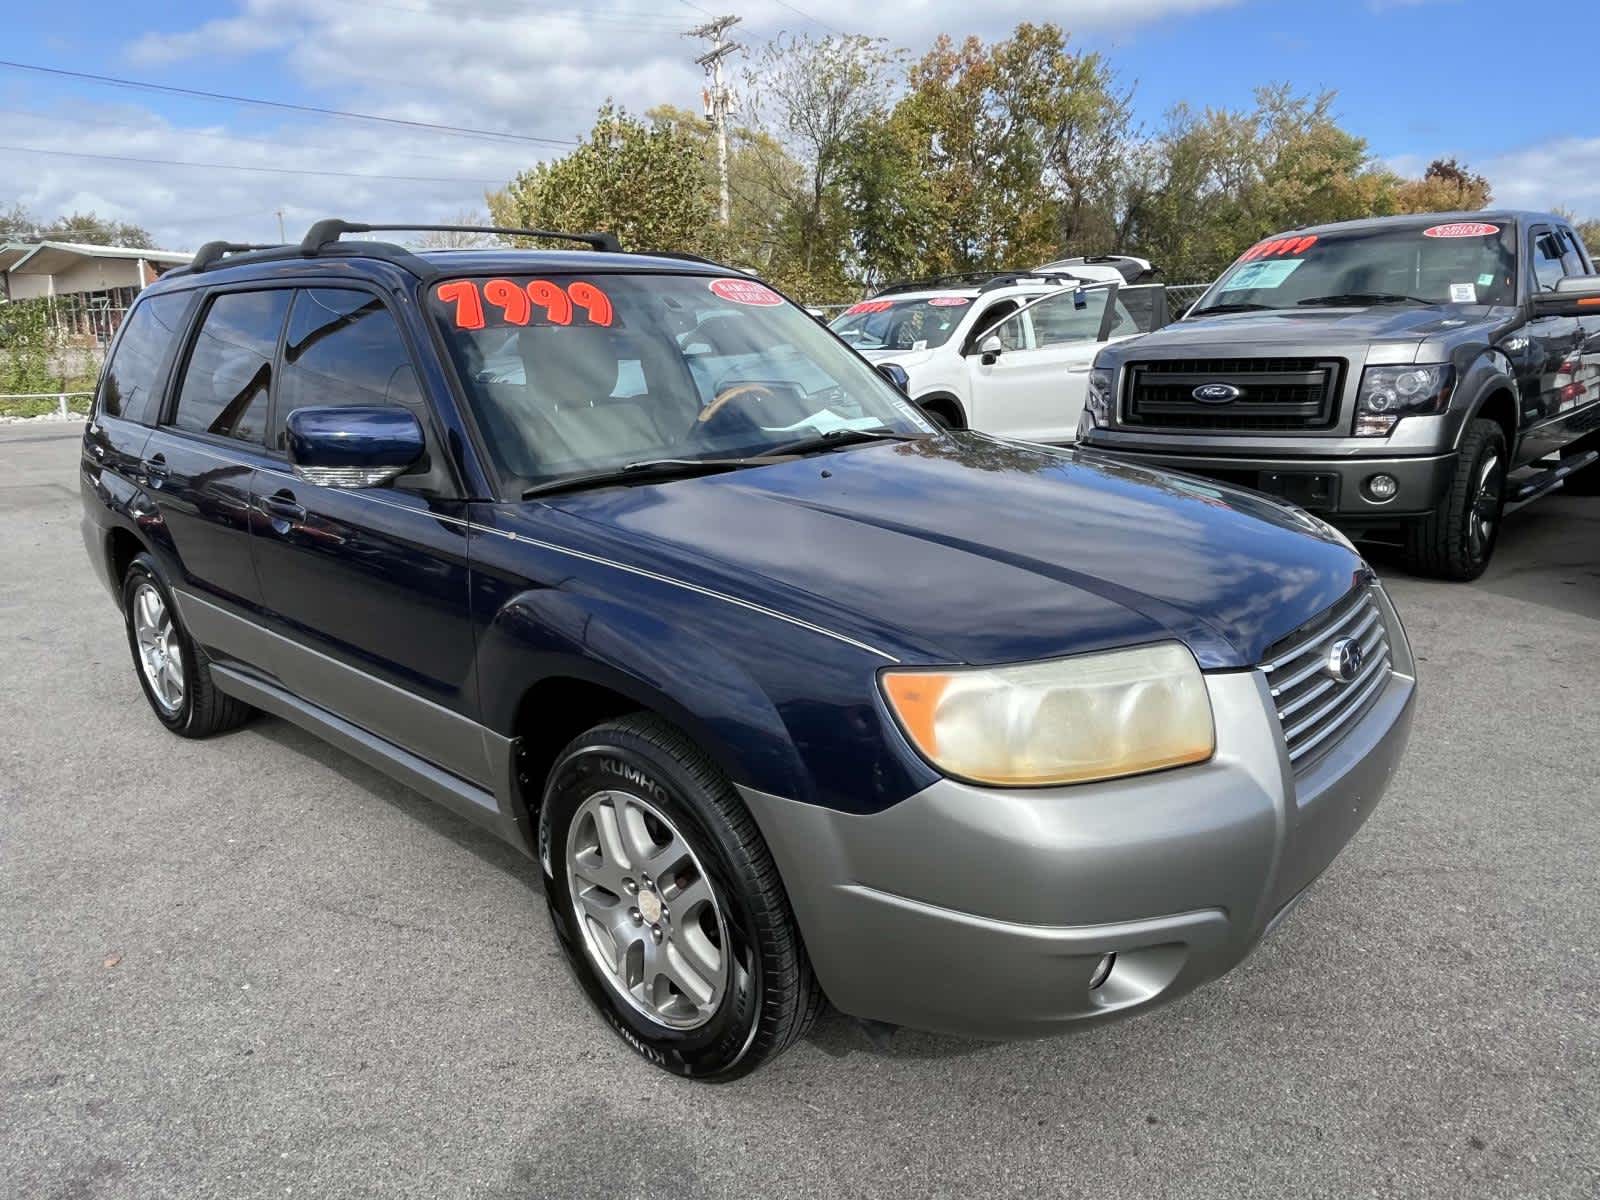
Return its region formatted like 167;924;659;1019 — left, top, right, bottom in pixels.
565;789;729;1030
132;582;185;714
1467;451;1503;562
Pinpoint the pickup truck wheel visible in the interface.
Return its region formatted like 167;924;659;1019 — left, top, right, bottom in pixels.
121;553;252;737
540;713;822;1080
1401;418;1505;581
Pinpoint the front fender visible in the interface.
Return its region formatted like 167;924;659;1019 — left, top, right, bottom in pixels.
476;585;815;804
1452;347;1520;447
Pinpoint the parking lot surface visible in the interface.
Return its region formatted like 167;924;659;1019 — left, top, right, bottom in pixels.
3;422;1597;1200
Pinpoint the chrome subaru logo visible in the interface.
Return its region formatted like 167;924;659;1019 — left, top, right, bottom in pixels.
1192;382;1242;404
1324;637;1364;683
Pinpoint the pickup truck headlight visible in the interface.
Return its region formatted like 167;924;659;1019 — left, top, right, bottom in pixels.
880;642;1215;787
1080;368;1114;435
1355;364;1454;436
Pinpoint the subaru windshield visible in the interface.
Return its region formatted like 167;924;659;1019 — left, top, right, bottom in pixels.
829;295;975;350
1193;220;1518;314
430;273;934;493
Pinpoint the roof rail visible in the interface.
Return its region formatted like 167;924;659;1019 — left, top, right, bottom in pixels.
300;220;623;254
190;241;282;271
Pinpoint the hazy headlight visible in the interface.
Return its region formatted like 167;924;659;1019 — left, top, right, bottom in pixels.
1356;364;1453;436
881;642;1215;787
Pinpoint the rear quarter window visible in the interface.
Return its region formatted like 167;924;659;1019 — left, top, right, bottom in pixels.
97;292;191;425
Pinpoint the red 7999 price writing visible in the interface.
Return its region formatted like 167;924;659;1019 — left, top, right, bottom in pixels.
434;278;615;329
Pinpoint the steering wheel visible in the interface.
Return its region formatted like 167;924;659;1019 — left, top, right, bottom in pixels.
696;382;783;439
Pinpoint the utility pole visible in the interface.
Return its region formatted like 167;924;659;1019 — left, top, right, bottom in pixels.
276;209;286;242
685;15;741;226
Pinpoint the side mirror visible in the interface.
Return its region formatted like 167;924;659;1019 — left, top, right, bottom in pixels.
1532;274;1600;318
285;406;424;489
978;334;1004;365
875;362;910;393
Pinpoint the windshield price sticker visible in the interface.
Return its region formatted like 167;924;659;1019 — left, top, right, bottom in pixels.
710;278;785;306
927;296;971;307
1222;259;1303;291
1239;234;1318;262
1424;222;1500;238
845;299;894;316
434;278;615;329
1449;283;1478;303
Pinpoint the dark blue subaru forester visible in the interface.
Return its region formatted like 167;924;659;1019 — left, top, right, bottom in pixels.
80;221;1415;1079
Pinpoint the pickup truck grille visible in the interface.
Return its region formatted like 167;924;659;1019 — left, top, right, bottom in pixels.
1123;357;1345;432
1261;585;1392;772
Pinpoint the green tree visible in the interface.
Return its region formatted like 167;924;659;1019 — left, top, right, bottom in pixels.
488;104;717;256
0;205;155;247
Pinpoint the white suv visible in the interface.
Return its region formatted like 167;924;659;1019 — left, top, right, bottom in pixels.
831;259;1167;444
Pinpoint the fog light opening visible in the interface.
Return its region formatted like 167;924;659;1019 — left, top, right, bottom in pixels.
1365;473;1399;502
1088;952;1117;990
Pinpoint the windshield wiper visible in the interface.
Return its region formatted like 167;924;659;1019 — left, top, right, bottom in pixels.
1191;302;1275;315
1296;292;1433;307
764;427;926;457
521;456;779;499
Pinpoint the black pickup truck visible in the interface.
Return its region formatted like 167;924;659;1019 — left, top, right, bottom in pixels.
1080;211;1600;579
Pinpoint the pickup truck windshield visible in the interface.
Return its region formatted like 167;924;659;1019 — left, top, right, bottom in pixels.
430;273;932;493
830;296;974;350
1194;222;1518;313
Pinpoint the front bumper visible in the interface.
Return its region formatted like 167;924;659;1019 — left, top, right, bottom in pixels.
1080;440;1455;519
740;589;1416;1040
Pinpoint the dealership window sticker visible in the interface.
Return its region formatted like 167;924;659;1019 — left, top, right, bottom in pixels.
1221;259;1303;290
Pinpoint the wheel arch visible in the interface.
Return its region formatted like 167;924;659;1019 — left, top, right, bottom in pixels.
914;391;968;429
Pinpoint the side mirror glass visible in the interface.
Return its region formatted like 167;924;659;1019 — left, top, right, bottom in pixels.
285;406;424;489
1532;274;1600;318
875;362;910;393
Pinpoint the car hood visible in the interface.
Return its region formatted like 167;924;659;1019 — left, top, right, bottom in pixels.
529;435;1367;670
1156;303;1500;347
853;346;938;369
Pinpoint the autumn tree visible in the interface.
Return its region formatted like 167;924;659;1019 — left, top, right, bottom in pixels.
0;204;154;247
1392;158;1492;213
488;104;717;256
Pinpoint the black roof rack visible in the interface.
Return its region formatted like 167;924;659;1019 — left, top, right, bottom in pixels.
875;269;1084;298
190;241;282;271
300;220;622;254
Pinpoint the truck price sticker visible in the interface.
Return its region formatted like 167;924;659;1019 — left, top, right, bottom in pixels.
433;279;616;328
1221;259;1304;291
1240;234;1318;262
845;299;894;315
710;278;785;306
1449;283;1477;303
927;296;971;307
1423;222;1500;238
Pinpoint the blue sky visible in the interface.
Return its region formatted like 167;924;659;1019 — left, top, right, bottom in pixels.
2;0;1594;251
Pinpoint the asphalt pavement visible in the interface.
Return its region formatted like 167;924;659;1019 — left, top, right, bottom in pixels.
3;421;1597;1199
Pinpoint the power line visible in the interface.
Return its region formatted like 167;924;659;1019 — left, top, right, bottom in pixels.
766;0;849;37
0;107;524;169
0;143;507;185
0;59;579;148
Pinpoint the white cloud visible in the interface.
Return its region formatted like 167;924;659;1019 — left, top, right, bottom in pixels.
1479;137;1600;220
0;0;1243;251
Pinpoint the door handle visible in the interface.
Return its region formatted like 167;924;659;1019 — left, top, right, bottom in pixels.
142;454;168;484
260;490;307;523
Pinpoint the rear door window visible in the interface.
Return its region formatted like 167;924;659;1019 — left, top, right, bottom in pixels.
171;290;291;444
97;292;191;424
273;289;423;451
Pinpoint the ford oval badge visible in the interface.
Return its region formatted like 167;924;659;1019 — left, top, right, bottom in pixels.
1192;382;1242;404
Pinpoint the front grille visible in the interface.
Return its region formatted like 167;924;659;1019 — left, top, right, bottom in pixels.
1123;357;1345;432
1261;586;1392;771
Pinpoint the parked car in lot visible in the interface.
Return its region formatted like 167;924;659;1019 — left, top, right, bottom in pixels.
830;260;1168;442
80;220;1415;1079
1081;211;1600;580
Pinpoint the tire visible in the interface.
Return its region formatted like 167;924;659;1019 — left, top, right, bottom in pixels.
540;713;822;1080
121;553;253;737
1401;419;1507;581
917;397;963;430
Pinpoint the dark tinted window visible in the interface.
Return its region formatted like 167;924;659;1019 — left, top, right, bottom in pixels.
275;289;423;450
172;290;290;443
98;292;189;423
1117;284;1170;334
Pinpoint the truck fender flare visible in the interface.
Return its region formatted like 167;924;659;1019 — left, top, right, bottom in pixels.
1454;349;1521;449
